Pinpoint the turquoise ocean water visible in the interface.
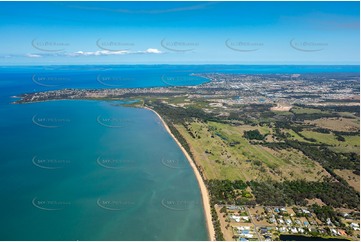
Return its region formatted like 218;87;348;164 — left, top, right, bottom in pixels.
0;100;208;240
0;65;359;240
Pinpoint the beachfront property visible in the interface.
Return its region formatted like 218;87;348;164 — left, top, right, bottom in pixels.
285;218;292;225
268;217;276;224
235;226;255;239
230;215;250;223
350;223;360;230
216;205;360;241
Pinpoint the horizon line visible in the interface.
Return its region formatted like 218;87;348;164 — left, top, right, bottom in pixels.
1;63;360;67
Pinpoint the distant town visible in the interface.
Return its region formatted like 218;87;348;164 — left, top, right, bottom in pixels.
15;73;360;109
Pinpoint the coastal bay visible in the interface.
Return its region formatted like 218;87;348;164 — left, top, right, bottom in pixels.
0;99;208;240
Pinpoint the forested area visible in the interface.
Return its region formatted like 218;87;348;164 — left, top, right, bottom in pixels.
248;179;360;209
206;179;359;209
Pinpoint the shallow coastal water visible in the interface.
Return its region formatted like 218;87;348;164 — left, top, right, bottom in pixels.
0;100;208;240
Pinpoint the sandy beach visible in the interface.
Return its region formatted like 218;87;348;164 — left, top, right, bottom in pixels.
143;106;215;241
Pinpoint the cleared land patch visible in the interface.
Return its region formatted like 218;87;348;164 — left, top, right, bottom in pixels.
334;169;360;192
306;117;359;132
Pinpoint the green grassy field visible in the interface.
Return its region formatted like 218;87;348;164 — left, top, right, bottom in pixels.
284;129;310;143
272;111;294;116
291;107;329;114
299;130;360;154
175;121;330;182
301;130;339;145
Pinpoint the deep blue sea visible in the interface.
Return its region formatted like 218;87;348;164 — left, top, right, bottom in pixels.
0;65;359;240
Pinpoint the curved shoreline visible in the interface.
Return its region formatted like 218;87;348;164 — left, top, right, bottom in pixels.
143;106;215;241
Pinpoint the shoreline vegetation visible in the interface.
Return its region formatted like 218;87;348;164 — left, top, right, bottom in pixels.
143;106;216;241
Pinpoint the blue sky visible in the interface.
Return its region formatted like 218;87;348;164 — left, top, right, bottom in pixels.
0;1;359;65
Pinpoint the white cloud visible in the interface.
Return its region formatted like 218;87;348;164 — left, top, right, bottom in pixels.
26;53;42;58
23;48;163;58
68;50;130;56
142;48;162;54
